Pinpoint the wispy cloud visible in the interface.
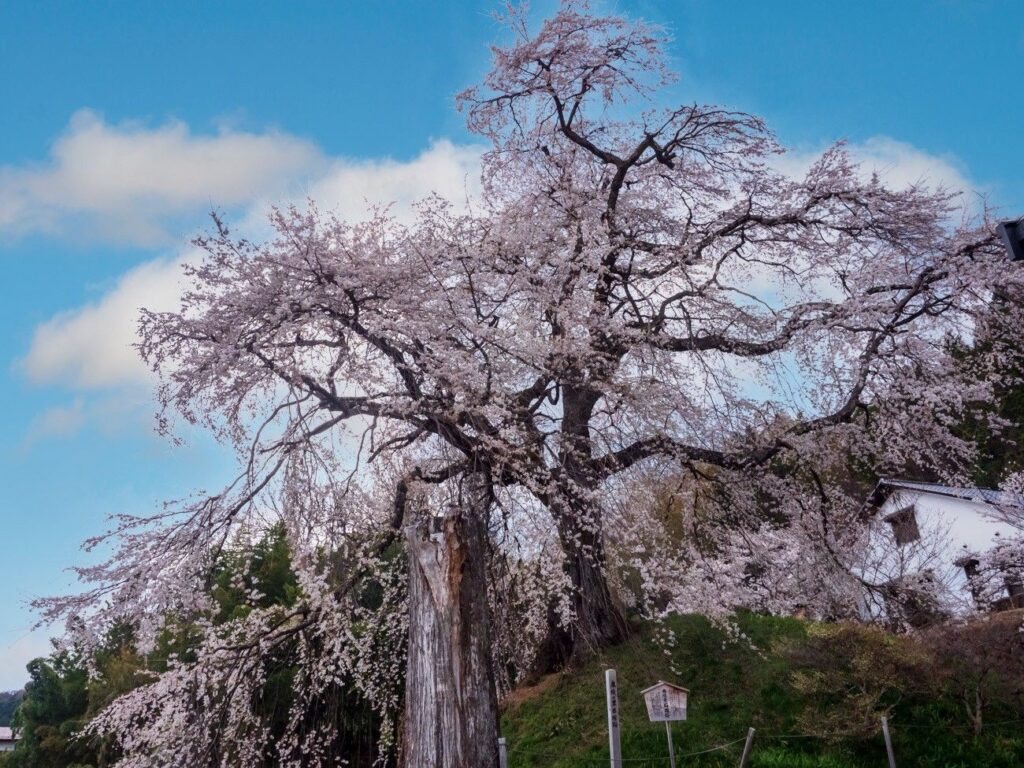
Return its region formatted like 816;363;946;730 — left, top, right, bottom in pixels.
18;136;484;400
20;255;192;390
0;110;322;246
305;140;483;224
15;111;982;449
776;136;980;206
23;398;87;444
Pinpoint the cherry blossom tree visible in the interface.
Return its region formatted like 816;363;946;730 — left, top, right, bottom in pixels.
453;0;1022;658
36;2;1023;766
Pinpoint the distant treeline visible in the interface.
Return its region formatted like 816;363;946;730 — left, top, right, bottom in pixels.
0;692;23;727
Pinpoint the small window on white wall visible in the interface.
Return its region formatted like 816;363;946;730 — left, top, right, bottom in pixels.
885;507;921;546
1005;575;1024;599
960;558;980;579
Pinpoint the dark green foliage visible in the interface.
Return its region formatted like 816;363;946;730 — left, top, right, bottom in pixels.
1;525;380;768
948;304;1024;487
0;692;22;727
3;652;94;768
970;374;1024;488
210;522;300;623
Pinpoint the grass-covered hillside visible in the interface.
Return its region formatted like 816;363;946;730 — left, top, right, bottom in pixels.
500;613;1024;768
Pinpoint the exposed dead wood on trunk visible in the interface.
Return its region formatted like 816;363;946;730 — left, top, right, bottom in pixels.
402;475;499;768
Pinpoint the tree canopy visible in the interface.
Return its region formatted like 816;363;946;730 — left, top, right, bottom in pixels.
34;3;1024;766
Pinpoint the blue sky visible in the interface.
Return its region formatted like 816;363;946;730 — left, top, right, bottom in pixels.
1;0;1021;689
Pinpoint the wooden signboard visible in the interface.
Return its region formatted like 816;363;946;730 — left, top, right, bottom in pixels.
641;681;688;722
642;681;689;768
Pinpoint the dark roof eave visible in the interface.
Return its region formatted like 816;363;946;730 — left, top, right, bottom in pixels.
867;477;1024;512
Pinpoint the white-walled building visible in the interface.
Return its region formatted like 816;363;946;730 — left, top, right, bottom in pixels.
0;727;19;752
865;478;1024;620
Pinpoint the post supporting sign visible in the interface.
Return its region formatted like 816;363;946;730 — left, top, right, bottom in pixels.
641;681;689;768
605;669;622;768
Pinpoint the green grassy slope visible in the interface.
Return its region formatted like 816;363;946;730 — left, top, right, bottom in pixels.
500;614;1024;768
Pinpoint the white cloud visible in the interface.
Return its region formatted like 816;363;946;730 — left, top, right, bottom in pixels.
20;255;192;389
21;393;159;447
24;398;87;443
852;137;976;195
776;136;979;202
17;117;979;431
0;110;323;245
19;140;484;395
238;139;483;234
311;140;483;221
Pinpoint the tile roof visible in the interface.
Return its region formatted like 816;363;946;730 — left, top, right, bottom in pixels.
870;478;1024;509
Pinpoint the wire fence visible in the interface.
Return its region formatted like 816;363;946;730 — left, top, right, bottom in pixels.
498;717;1024;767
508;734;747;764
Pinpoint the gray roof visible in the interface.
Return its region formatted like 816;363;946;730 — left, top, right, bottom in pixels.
640;680;689;695
869;478;1024;509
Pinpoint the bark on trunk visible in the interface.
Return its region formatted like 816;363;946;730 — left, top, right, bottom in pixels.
534;384;629;671
533;507;629;672
402;480;499;768
561;515;629;653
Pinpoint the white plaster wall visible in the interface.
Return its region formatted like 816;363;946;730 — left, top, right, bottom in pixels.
876;489;1018;601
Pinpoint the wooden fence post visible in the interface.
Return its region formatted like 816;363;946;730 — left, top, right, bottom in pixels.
738;727;755;767
881;716;897;768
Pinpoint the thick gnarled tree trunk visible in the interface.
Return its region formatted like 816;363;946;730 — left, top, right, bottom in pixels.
531;504;628;672
402;480;498;768
534;384;629;670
